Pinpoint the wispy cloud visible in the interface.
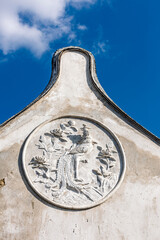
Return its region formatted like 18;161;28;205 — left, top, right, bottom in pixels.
93;40;111;56
0;0;96;57
77;24;87;31
92;25;111;57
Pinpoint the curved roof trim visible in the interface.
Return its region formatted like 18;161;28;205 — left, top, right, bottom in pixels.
1;46;159;145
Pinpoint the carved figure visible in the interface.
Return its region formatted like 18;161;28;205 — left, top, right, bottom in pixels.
69;124;96;181
28;120;119;205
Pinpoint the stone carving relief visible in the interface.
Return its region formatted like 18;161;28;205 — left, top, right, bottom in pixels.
22;117;125;209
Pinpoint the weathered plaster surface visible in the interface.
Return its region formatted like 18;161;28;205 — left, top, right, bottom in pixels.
0;47;160;239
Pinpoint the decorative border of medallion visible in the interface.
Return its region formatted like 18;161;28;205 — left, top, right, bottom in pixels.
22;116;126;210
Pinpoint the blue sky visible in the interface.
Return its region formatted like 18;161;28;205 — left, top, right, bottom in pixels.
0;0;160;137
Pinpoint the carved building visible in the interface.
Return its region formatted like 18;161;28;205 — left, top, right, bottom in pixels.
0;47;160;239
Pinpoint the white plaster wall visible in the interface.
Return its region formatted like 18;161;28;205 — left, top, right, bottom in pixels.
0;49;160;240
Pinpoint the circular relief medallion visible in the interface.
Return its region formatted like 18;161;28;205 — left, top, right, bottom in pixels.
22;116;125;209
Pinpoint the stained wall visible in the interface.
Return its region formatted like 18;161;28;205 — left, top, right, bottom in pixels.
0;48;160;240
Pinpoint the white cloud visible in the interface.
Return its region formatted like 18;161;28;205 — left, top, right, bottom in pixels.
0;0;96;56
92;25;111;56
77;24;87;31
68;32;77;42
93;40;111;56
